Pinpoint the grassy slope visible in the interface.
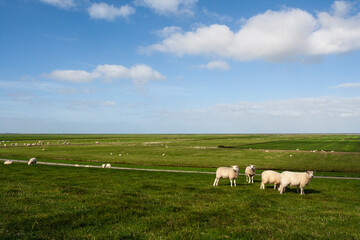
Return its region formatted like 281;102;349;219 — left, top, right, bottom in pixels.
1;163;360;240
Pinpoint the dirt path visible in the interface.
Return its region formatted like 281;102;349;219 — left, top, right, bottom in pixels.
1;159;360;180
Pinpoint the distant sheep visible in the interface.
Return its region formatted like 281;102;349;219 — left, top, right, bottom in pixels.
245;165;256;183
213;165;239;187
279;171;314;195
260;170;281;190
102;164;106;168
4;160;12;165
28;157;37;165
106;163;111;168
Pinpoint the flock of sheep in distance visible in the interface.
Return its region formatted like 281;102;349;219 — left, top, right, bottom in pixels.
5;157;314;195
214;165;314;195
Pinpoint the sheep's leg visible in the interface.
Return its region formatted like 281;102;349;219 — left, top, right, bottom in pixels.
301;188;305;195
273;184;277;189
260;182;264;189
251;176;254;183
234;179;236;186
230;179;233;186
213;178;217;187
297;187;300;193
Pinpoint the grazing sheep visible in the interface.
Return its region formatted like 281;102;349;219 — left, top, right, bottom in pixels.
28;157;37;165
245;165;256;183
213;165;239;187
260;170;281;190
102;164;106;168
4;160;12;165
106;163;111;168
279;171;314;195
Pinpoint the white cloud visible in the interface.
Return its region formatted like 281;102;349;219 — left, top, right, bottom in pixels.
43;70;95;83
145;1;360;62
88;2;135;21
195;61;230;70
101;101;116;106
332;82;360;88
157;26;182;37
43;64;165;85
332;0;352;17
94;64;165;84
38;0;75;8
135;0;198;15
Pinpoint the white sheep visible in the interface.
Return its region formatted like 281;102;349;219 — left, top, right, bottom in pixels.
106;163;111;168
260;170;281;189
213;165;239;187
102;164;106;168
245;165;256;183
4;160;12;165
28;157;37;165
279;171;314;195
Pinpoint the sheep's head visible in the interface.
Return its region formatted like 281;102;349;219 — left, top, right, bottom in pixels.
306;171;314;178
248;165;255;171
232;165;239;172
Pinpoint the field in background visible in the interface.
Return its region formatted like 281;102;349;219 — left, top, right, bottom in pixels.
0;134;359;174
1;134;360;239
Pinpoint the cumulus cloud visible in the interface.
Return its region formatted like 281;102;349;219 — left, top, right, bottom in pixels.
38;0;75;8
43;64;165;85
144;1;360;62
135;0;198;15
332;82;360;88
194;61;230;70
88;2;135;21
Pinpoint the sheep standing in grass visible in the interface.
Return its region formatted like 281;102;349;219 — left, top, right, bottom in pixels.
4;160;12;165
213;165;239;187
260;170;281;190
245;165;256;183
106;163;111;168
279;171;314;195
102;164;106;168
28;157;37;165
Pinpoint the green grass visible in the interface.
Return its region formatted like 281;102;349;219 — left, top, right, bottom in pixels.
1;163;359;239
1;134;359;239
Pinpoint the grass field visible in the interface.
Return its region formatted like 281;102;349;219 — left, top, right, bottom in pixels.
1;134;360;239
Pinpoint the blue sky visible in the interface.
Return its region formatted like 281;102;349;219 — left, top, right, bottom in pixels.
1;0;360;133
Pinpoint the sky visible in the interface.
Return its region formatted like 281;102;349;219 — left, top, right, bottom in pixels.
1;0;360;134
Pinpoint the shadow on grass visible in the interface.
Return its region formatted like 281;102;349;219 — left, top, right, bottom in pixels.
283;188;321;195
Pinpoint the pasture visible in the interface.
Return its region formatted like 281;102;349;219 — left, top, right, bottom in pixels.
1;134;360;239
